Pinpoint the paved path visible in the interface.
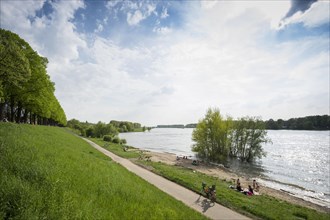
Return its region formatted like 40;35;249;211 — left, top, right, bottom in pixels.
83;138;250;220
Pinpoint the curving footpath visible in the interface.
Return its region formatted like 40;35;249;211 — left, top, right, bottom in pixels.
83;138;250;220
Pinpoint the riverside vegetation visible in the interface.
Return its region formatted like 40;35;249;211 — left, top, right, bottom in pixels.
91;137;330;220
192;108;270;163
0;123;208;219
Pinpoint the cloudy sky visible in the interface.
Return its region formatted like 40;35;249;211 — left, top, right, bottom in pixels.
1;0;329;126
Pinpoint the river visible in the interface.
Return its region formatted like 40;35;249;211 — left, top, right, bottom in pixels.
119;128;330;208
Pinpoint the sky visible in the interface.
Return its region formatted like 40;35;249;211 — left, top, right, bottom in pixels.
0;0;329;126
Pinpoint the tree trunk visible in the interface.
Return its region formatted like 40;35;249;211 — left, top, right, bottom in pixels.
30;113;33;124
23;110;29;123
0;102;4;121
33;113;37;125
16;101;22;123
10;96;15;122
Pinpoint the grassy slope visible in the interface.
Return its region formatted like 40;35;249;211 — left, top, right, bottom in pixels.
92;137;330;220
0;123;207;220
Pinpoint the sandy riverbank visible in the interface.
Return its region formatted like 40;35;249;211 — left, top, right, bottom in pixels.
142;151;329;213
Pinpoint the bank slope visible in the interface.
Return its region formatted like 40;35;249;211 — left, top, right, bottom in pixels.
0;123;207;219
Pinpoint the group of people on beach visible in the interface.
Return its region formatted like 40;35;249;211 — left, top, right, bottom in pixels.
176;155;189;160
230;178;260;196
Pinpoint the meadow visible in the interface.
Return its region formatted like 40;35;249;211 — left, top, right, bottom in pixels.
0;123;207;219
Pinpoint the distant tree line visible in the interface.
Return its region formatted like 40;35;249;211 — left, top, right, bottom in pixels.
160;115;330;131
157;124;185;128
265;115;329;130
0;29;66;126
67;119;150;138
192;108;270;163
156;124;197;128
110;120;145;132
185;123;197;128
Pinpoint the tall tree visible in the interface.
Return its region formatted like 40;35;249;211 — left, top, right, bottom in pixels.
231;117;269;162
0;29;66;126
192;108;233;162
192;108;270;163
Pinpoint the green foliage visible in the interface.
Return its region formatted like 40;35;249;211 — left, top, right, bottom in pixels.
67;119;146;138
265;115;330;130
112;136;121;144
192;108;233;162
0;123;207;219
103;135;112;142
110;120;141;132
94;121;117;138
121;138;127;145
0;29;66;125
231;116;269;162
192;108;269;163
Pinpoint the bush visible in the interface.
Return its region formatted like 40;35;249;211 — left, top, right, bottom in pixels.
112;136;120;144
120;139;127;145
103;135;112;142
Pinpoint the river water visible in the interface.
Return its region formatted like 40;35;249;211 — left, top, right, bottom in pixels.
120;128;330;208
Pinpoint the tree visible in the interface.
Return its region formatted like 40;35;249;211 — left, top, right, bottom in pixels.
192;108;233;162
231;117;269;162
0;29;66;125
192;108;270;163
94;121;118;138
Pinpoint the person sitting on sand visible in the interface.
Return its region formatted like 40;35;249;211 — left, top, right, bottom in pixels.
243;185;254;196
236;182;243;192
249;185;254;195
253;180;260;192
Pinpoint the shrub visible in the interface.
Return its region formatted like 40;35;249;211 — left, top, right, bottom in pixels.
112;136;120;144
120;139;127;145
103;135;112;142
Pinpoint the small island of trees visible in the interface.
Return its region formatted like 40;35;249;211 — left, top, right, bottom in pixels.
192;108;270;163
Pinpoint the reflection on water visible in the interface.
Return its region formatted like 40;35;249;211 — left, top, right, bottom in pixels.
224;158;266;179
120;129;330;207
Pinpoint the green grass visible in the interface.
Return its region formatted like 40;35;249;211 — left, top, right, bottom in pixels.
89;137;141;159
92;138;330;220
132;128;145;132
0;123;208;220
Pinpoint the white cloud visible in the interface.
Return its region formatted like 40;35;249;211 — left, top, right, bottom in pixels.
95;24;104;33
279;1;330;29
1;1;328;125
1;0;86;66
160;7;169;19
94;20;104;33
0;0;46;34
105;0;121;9
125;3;156;26
153;26;172;35
127;10;145;26
147;4;157;16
